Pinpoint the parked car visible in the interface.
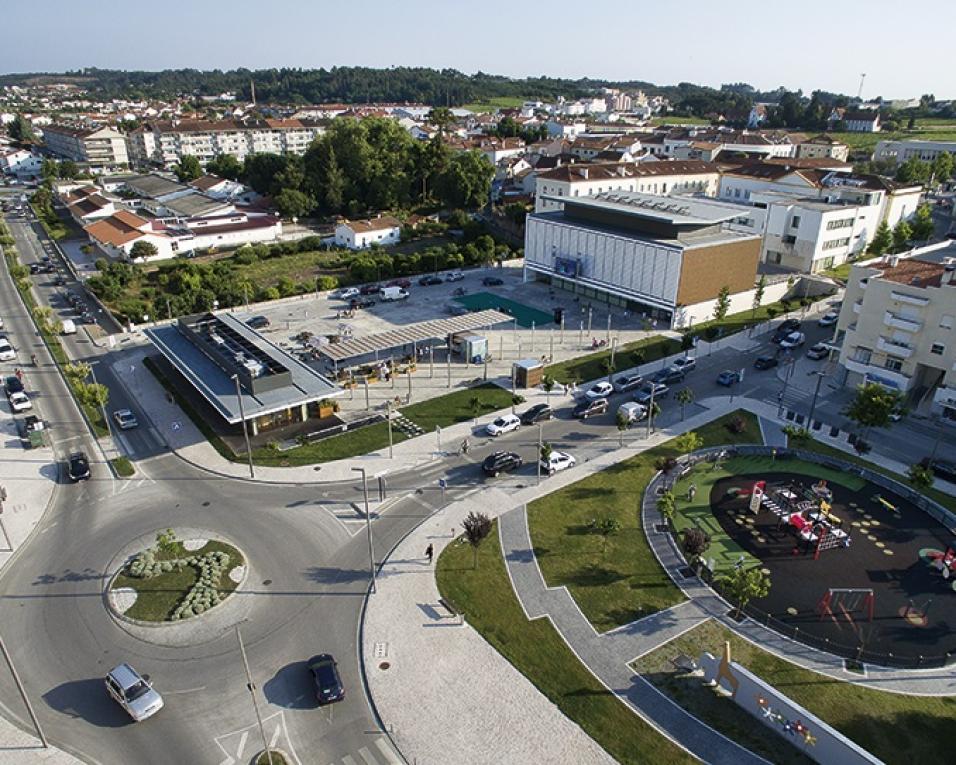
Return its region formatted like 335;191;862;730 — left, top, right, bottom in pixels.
779;331;806;350
651;367;685;385
446;271;465;282
0;338;15;361
7;391;31;412
806;343;828;360
818;312;839;327
540;451;576;475
520;403;553;425
573;398;608;419
68;451;91;481
634;382;668;404
772;319;801;343
617;401;647;424
4;375;24;395
753;355;778;370
612;373;644;392
245;316;270;330
929;459;956;482
670;357;697;375
359;283;382;295
716;370;740;386
386;278;411;288
482;451;523;477
28;263;41;274
113;409;139;430
482;276;504;286
486;414;521;436
584;381;613;400
105;663;163;722
335;287;360;300
308;654;345;705
418;275;443;286
349;298;375;310
379;286;409;301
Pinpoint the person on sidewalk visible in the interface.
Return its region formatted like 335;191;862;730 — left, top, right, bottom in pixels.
425;543;434;565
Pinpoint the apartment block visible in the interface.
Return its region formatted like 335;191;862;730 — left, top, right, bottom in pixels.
41;124;129;169
873;138;956;166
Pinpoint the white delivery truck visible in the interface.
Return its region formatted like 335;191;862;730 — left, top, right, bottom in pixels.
61;319;77;335
379;286;409;301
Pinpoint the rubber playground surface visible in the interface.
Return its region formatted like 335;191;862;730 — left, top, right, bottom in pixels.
709;468;956;665
454;292;553;328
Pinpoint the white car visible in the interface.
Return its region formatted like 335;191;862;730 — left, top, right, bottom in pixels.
8;391;31;412
670;357;697;375
486;414;521;437
0;338;15;361
446;271;464;282
113;409;139;430
540;451;576;475
336;287;360;300
818;312;839;327
779;331;806;349
585;381;614;400
105;663;164;722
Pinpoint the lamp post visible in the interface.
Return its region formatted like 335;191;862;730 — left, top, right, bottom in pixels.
537;421;543;485
231;374;255;479
807;370;829;427
235;626;272;765
88;361;112;447
386;401;393;459
352;468;376;593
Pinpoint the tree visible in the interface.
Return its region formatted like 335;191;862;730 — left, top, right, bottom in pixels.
595;518;621;555
274;188;315;220
173;154;202;182
910;204;935;241
32;305;55;334
674;430;703;453
713;285;731;323
931;152;954;185
129;241;159;261
205;154;243;180
676;388;695;421
8;114;35;143
907;460;934;490
719;566;771;619
58;159;79;180
427;107;456;136
435;150;494;208
891;219;913;252
895;157;929;185
751;275;766;318
540;441;553;464
657;490;676;527
681;528;711;574
41;158;59;180
462;511;492;569
843;383;903;439
615;410;629;446
64;361;92;387
542;374;556;402
77;381;109;411
867;220;892;256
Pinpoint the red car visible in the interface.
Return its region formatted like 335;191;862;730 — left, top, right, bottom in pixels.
359;283;381;295
387;278;411;288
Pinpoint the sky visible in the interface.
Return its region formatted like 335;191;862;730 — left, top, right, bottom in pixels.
2;0;953;99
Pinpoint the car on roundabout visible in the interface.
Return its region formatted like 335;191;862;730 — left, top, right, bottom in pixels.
482;451;523;477
716;369;741;386
806;343;829;360
486;414;521;436
68;451;91;481
779;331;806;350
309;654;345;705
105;663;164;722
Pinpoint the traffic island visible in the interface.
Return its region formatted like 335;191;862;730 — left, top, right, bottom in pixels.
106;529;252;645
253;750;290;765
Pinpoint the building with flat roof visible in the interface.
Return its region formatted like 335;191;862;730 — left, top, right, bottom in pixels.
145;312;342;435
874;138;956;166
834;242;956;421
524;190;763;328
41;124;129;169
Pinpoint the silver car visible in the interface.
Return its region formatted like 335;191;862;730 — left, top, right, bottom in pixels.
105;663;163;722
113;409;139;430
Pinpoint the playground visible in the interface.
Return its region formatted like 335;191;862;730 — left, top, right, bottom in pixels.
702;458;956;666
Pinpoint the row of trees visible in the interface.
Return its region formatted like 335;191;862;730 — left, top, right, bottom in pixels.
203;117;495;219
866;205;936;257
894;153;953;186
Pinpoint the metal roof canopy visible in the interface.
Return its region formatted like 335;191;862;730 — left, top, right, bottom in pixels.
318;309;513;364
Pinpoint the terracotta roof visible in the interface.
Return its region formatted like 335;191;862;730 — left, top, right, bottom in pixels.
191;174;227;192
804;133;845;145
339;216;401;234
85;211;150;247
761;157;852;170
874;258;947;288
68;194;111;217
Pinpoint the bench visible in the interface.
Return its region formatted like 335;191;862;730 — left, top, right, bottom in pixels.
438;597;464;624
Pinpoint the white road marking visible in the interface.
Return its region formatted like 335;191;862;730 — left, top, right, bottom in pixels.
235;731;248;760
116;433;131;455
375;738;403;764
341;756;358;765
164;685;206;695
356;747;377;765
269;720;282;748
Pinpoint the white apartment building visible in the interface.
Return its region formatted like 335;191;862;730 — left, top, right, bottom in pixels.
535;160;720;212
334;216;401;249
41;124;129;169
798;135;850;162
834;243;956;421
873;139;956;166
130;119;326;168
0;148;42;176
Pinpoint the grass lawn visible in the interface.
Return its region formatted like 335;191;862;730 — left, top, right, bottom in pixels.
544;334;672;385
459;96;527;112
436;522;695;765
400;382;516;433
113;540;243;622
631;619;956;765
821;262;853;282
110;456;135;477
667;454;866;574
239;249;345;284
527;411;761;631
250;421;410;467
650;116;712;126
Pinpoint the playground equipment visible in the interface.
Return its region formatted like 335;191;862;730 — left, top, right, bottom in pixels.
872;494;901;517
817;588;874;631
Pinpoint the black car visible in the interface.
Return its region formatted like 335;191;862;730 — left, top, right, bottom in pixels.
482;451;523;477
482;276;504;286
772;319;801;343
520;403;553;425
359;283;382;295
308;654;345;705
418;275;443;286
245;316;270;330
753;355;779;370
929;460;956;483
67;451;91;482
4;375;24;395
572;398;608;419
651;368;685;385
349;298;375;309
28;263;41;274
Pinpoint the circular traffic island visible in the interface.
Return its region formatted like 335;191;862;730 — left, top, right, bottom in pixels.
109;531;246;623
254;750;290;765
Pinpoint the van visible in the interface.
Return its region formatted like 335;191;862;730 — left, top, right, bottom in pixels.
60;319;77;335
379;286;409;301
618;402;648;425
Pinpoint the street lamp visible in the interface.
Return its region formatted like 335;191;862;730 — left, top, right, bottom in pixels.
807;370;829;428
89;361;113;446
231;374;255;479
352;467;376;594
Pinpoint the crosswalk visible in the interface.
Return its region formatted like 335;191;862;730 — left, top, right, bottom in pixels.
332;738;403;765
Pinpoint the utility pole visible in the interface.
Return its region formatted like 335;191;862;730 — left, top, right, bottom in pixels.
231;374;255;479
807;370;828;427
386;401;393;458
537;421;543;485
857;73;867;100
235;626;272;765
352;468;376;593
646;385;656;439
0;487;11;551
606;313;611;346
429;345;434;378
530;321;535;353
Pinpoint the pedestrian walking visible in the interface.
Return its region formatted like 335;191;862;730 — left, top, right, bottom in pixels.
687;483;697;502
425;543;434;564
14;367;23;382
